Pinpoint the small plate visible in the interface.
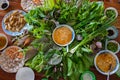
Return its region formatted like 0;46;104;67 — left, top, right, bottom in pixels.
21;0;44;12
2;10;31;36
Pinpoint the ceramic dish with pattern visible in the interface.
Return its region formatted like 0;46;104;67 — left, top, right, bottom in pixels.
2;10;31;36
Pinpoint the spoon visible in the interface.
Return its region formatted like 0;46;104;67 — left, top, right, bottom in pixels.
107;64;112;80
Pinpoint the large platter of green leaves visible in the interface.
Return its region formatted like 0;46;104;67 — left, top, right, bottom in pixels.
24;0;117;79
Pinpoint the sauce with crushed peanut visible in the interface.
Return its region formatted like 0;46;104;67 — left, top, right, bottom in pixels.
96;53;116;72
53;26;72;45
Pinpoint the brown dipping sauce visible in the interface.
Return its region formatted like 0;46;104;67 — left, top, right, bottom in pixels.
96;53;116;72
53;26;72;45
0;36;7;50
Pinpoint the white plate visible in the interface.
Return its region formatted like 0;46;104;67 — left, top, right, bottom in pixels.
21;0;36;12
21;0;44;12
0;46;25;73
2;10;31;36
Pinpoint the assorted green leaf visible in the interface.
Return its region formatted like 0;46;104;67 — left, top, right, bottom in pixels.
24;0;117;80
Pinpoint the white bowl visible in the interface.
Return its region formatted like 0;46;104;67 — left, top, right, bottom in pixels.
52;24;75;46
0;33;8;50
106;40;120;54
16;67;35;80
94;50;119;75
104;7;118;19
0;0;9;10
106;26;118;39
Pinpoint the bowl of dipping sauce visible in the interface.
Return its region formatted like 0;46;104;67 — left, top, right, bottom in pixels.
52;24;75;46
0;33;8;51
94;50;119;75
106;40;120;54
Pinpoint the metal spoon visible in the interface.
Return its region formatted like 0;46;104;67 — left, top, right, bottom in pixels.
107;64;112;80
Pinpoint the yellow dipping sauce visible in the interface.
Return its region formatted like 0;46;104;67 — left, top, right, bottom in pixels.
0;36;7;50
53;26;72;45
96;53;116;72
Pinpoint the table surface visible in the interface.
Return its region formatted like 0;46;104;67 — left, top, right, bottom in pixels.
0;0;120;80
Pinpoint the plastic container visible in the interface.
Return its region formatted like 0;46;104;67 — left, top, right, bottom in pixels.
16;67;35;80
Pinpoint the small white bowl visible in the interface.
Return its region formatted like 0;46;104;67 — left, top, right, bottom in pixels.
52;24;75;46
106;40;120;54
104;7;118;19
106;26;118;39
16;67;35;80
0;0;9;10
94;50;119;75
0;33;8;51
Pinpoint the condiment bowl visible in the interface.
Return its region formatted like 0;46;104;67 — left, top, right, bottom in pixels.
106;40;120;54
52;24;75;46
104;7;118;19
106;26;118;39
0;0;9;10
94;50;119;75
0;33;8;51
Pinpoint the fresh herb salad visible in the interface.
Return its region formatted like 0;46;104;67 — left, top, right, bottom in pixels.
24;0;117;80
107;42;118;52
106;10;116;18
